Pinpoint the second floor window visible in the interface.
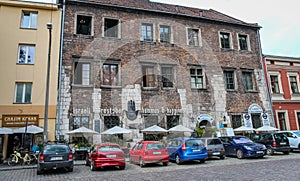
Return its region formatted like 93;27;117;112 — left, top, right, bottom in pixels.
104;18;119;38
76;15;92;35
238;34;248;50
289;76;299;93
188;28;200;46
103;64;119;86
18;45;35;64
74;62;90;85
161;67;174;88
242;71;254;91
141;24;153;41
21;11;37;29
220;32;231;49
270;75;280;93
142;66;155;88
160;25;170;43
15;83;32;103
224;70;235;90
190;68;204;89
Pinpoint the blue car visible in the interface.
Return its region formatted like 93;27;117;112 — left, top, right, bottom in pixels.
166;138;208;164
219;136;267;159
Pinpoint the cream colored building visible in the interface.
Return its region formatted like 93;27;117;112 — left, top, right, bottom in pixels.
0;0;61;160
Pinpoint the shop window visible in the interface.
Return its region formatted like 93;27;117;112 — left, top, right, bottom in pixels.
18;45;35;64
231;115;242;129
251;114;262;129
76;15;92;35
104;116;120;130
144;115;158;128
141;23;153;41
14;82;32;103
74;62;90;85
21;11;37;29
224;70;235;90
72;116;89;130
104;18;119;38
166;116;179;129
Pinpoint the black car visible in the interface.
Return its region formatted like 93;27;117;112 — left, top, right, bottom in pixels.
37;143;74;174
249;132;290;155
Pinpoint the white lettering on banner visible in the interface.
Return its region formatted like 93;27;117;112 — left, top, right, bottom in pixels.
73;108;91;116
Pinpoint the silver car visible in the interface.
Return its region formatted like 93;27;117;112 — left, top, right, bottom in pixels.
201;138;225;159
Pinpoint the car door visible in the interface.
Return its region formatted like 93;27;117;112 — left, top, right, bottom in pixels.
130;143;139;163
284;132;298;148
166;140;180;160
220;137;235;156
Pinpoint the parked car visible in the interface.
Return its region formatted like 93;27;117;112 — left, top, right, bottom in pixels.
201;137;225;159
219;136;267;159
278;130;300;151
85;143;126;171
166;137;208;164
37;143;74;175
249;132;290;155
129;140;169;167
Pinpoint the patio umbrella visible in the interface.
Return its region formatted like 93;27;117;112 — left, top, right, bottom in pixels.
101;126;132;135
233;126;256;132
66;126;99;136
168;125;194;132
256;125;279;132
0;127;14;134
141;125;168;134
13;125;44;134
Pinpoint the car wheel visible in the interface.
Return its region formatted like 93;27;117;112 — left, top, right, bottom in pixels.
119;166;125;170
162;162;168;166
139;158;145;168
37;167;43;175
266;148;274;155
219;155;225;160
283;151;290;155
90;161;96;171
236;149;244;159
199;159;205;164
67;167;73;172
175;155;181;165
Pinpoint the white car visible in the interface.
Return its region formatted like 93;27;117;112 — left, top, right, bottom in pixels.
278;130;300;151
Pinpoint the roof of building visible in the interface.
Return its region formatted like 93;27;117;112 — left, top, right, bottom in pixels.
68;0;260;28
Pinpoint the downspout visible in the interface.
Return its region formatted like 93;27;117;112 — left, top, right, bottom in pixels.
56;0;65;139
257;29;275;126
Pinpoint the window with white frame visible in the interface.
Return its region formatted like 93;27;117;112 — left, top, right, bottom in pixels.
219;32;231;49
18;45;35;64
76;15;92;35
159;25;170;43
224;70;235;90
161;66;174;88
21;11;38;29
289;75;299;94
102;63;119;86
187;28;201;46
141;23;153;41
277;112;287;130
190;67;205;89
238;34;249;51
74;62;90;85
15;83;32;103
72;116;89;130
242;71;255;91
103;18;119;38
270;75;280;94
142;65;156;88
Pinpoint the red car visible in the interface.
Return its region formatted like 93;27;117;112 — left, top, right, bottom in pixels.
85;143;126;171
129;140;169;167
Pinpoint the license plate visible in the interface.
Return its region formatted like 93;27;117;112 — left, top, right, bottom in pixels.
280;142;286;145
106;155;116;158
257;151;264;154
50;157;63;161
193;149;200;152
212;152;220;155
153;152;161;155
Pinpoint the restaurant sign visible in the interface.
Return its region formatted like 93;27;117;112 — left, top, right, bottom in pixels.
2;115;39;127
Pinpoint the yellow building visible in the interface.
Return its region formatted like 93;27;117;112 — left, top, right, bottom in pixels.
0;0;61;160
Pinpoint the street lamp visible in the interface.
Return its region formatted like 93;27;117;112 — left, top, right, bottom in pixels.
43;23;52;144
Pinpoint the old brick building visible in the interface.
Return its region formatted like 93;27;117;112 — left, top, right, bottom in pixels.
58;0;273;143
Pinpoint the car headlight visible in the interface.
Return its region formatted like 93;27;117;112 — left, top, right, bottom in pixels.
244;145;253;150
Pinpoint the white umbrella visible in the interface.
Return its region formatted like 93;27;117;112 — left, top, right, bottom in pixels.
13;125;44;134
256;125;279;132
233;126;256;132
66;126;99;136
141;125;168;134
101;126;132;135
168;125;194;132
0;127;14;134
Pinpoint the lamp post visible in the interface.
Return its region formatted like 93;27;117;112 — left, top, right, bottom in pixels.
44;23;52;144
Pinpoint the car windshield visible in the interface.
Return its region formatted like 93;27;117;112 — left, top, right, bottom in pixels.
99;145;121;152
146;143;165;150
274;133;288;141
292;131;300;137
44;145;69;153
185;139;203;147
207;139;222;145
233;137;253;144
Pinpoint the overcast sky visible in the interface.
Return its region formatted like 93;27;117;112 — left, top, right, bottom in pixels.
153;0;300;57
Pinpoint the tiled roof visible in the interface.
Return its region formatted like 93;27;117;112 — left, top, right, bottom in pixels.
75;0;259;28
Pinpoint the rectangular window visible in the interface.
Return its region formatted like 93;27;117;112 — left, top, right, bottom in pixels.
76;15;92;35
232;115;242;129
297;112;300;130
142;66;155;87
160;25;170;43
242;71;254;91
270;75;280;93
141;23;153;41
188;28;200;46
74;62;90;85
15;83;32;103
18;45;35;64
104;116;120;130
220;32;231;49
190;68;204;89
238;34;248;50
104;18;119;38
166;116;179;129
144;115;158;128
103;64;119;86
278;112;286;130
73;116;89;130
161;67;174;88
21;11;37;29
289;76;299;93
224;70;235;90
